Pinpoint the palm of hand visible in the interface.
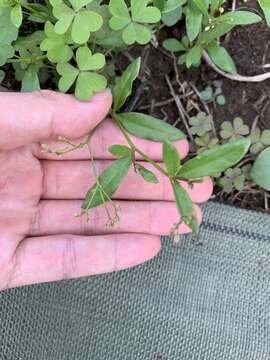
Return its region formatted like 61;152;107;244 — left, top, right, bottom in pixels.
0;90;212;290
0;146;42;289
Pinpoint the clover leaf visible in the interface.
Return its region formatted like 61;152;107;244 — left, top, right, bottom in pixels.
57;46;107;101
13;32;45;91
50;0;103;44
40;21;73;63
194;133;219;154
250;127;270;154
189;112;212;136
220;117;249;143
0;0;22;28
109;0;161;45
0;8;18;65
219;167;245;193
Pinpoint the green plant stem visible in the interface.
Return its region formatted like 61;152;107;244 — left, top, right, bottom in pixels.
7;55;47;64
112;115;169;177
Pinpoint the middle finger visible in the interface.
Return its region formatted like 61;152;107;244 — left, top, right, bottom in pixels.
41;160;213;203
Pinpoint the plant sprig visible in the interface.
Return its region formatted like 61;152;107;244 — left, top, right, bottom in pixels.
44;58;251;236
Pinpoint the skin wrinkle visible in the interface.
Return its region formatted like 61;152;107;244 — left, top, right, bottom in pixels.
3;240;24;290
30;200;46;236
79;210;90;236
62;235;78;280
113;234;119;273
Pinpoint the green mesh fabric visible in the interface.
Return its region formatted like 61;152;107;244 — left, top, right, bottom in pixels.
0;202;270;359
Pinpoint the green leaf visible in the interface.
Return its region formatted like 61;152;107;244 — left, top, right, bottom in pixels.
82;156;132;210
163;38;185;52
192;0;209;16
0;44;14;66
117;112;186;142
109;0;130;22
206;43;237;74
0;69;5;82
72;10;103;44
161;5;182;26
76;47;105;71
57;62;79;92
75;71;107;101
0;8;18;45
220;10;262;25
201;11;261;44
69;0;92;12
186;46;202;67
258;0;270;27
131;0;161;23
177;138;251;179
186;2;202;42
109;145;132;157
112;57;141;112
250;147;270;191
172;181;198;233
41;21;73;63
163;141;180;175
123;23;151;45
10;4;22;28
162;0;186;13
136;164;159;183
201;23;234;44
21;65;40;92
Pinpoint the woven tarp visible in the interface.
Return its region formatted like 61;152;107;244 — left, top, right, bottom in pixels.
0;202;270;359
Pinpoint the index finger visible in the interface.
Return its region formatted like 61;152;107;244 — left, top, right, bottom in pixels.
0;89;112;150
35;118;189;161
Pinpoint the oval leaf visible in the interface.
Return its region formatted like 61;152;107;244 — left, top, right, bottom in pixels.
82;156;132;210
112;57;141;112
177;138;251;179
206;43;237;74
250;147;270;191
137;164;159;184
109;144;132;157
172;181;198;233
117;112;186;142
163;38;185;52
163;141;180;175
259;0;270;27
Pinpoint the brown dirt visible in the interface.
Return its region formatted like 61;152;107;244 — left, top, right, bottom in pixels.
114;0;270;213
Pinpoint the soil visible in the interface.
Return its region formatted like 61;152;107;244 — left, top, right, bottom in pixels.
114;0;270;213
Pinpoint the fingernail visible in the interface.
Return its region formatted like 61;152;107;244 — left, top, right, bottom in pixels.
91;89;111;102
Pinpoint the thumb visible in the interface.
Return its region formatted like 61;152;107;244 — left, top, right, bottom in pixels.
0;89;112;150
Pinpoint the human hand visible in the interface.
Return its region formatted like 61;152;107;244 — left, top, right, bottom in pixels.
0;90;212;290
